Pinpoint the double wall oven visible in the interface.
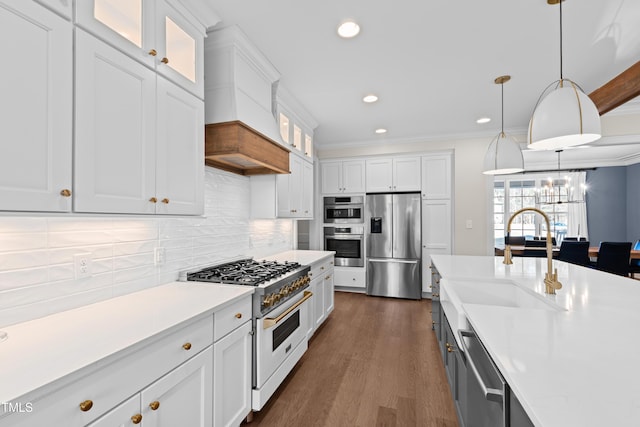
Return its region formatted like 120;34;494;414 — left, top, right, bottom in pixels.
183;258;312;411
324;196;364;267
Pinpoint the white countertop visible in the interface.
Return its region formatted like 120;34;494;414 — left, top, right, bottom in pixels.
431;254;640;427
0;282;253;404
260;250;335;267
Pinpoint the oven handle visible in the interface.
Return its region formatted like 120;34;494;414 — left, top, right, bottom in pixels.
263;290;313;329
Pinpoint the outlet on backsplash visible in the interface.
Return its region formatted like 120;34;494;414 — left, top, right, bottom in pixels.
73;253;93;279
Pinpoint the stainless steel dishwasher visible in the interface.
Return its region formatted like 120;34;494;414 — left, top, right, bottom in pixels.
459;328;508;427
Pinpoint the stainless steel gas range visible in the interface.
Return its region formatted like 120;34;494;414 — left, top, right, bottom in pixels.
181;258;312;411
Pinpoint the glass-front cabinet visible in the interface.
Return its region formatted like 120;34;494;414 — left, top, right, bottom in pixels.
76;0;203;97
276;85;317;158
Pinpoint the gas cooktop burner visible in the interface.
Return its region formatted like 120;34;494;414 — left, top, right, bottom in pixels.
186;259;302;286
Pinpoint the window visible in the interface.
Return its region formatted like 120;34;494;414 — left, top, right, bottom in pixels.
493;173;586;247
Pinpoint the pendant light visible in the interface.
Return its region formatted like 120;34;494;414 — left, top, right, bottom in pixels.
528;0;601;150
483;75;524;175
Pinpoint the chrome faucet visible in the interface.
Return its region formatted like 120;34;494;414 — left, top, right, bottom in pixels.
503;207;562;295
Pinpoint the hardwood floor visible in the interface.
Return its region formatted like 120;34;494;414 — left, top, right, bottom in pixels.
244;292;459;427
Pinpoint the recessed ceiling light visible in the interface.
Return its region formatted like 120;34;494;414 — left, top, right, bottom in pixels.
375;128;387;134
476;117;491;124
363;94;378;103
337;20;360;38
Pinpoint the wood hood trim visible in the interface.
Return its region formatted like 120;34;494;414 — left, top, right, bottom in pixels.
205;121;290;176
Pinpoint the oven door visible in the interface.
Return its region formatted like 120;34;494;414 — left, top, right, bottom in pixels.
255;290;311;390
324;234;364;267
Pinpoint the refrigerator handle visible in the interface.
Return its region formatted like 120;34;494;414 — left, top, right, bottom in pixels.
368;258;420;264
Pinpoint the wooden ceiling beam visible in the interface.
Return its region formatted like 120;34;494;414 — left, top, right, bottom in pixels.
589;60;640;116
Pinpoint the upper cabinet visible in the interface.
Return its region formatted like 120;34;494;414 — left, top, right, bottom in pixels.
34;0;72;19
321;160;366;194
421;153;452;200
0;0;73;212
365;156;421;193
277;85;318;160
76;0;205;98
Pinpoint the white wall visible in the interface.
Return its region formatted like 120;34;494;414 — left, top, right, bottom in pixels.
318;137;493;257
0;167;293;327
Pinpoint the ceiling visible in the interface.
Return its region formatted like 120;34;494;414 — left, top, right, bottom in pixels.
206;0;640;161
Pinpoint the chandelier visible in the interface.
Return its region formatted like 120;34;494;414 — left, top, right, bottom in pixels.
535;150;586;204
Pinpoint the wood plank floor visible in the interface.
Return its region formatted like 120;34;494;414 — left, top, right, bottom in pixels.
243;292;459;427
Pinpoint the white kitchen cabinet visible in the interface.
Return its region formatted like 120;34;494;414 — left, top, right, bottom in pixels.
365;156;421;192
87;394;141;427
251;153;313;219
307;256;335;338
142;346;213;427
213;321;251;427
74;30;203;215
320;160;365;194
276;85;317;158
333;267;366;289
313;274;326;329
421;153;452;200
75;0;204;98
0;0;72;212
34;0;72;19
323;264;335;316
422;199;452;292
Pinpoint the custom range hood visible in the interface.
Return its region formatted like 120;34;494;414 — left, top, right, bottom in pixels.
203;25;290;176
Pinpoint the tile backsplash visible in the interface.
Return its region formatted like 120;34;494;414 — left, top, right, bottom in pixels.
0;167;293;326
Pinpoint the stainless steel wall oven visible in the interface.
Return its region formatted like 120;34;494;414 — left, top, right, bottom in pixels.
323;196;364;224
324;226;364;267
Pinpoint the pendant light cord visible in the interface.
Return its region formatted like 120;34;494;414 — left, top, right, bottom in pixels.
559;0;563;80
501;82;505;135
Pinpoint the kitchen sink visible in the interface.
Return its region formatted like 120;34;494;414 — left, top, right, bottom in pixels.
441;279;564;347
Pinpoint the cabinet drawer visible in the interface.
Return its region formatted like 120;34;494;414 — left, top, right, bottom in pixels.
334;267;365;288
309;258;333;281
214;296;252;341
1;316;213;427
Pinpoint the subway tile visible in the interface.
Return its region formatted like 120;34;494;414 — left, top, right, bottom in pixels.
48;230;114;248
0;232;48;253
0;266;48;291
0;250;49;271
0;217;47;233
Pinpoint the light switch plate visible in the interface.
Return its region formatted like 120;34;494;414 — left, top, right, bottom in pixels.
154;247;166;266
466;220;473;229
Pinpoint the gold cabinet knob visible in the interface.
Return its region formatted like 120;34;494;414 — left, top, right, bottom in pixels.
131;414;143;424
321;266;325;270
182;342;192;351
149;401;160;411
325;275;330;280
60;189;72;197
161;198;170;204
432;320;435;325
148;49;157;56
432;293;440;298
79;400;93;412
235;313;242;319
149;197;157;203
161;57;169;64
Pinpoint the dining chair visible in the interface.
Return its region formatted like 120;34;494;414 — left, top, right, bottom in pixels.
523;239;547;257
505;235;526;246
557;241;590;266
564;237;587;242
595;242;632;276
630;240;640;279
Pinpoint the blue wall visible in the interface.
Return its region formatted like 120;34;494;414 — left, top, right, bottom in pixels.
586;166;628;244
628;163;640;244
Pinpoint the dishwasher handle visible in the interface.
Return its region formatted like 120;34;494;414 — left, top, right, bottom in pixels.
459;329;504;404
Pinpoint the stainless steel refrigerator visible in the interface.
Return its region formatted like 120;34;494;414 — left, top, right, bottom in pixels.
365;192;422;299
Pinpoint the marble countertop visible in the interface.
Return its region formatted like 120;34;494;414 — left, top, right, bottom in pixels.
0;282;253;405
431;254;640;427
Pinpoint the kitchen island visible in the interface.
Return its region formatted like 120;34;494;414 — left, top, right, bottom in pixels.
431;254;640;427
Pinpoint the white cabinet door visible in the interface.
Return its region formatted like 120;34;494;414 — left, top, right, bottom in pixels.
155;76;204;215
75;0;156;69
87;394;141;427
307;277;319;338
421;154;452;199
365;158;393;192
323;265;334;316
342;160;366;193
74;29;157;214
314;276;325;328
301;160;314;218
320;161;342;194
422;199;452;292
155;0;203;98
393;157;421;191
34;0;72;19
141;346;213;427
277;155;303;217
0;0;72;212
213;321;251;427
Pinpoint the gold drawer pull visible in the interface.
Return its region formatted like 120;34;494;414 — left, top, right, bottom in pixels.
148;49;157;56
79;400;93;412
149;197;157;203
182;342;192;351
325;275;330;280
60;189;72;197
432;293;440;298
149;401;160;411
235;313;242;319
161;198;170;204
161;57;169;64
131;414;143;424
